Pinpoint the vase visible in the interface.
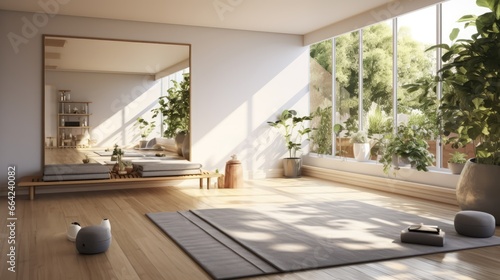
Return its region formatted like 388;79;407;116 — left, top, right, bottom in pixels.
174;132;186;156
448;162;465;174
182;132;190;160
353;143;370;161
456;159;500;225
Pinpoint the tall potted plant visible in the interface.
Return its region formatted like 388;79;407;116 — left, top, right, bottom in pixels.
430;0;500;223
268;109;312;178
151;73;190;157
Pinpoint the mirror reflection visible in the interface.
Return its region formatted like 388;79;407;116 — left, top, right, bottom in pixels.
43;35;190;165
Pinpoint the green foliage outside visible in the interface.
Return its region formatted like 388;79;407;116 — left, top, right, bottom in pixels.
310;21;437;155
152;73;190;138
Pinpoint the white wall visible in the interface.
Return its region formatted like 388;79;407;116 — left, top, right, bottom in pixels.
0;9;309;187
45;71;161;148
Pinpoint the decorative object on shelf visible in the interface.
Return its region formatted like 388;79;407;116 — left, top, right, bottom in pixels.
268;109;312;178
57;100;91;148
58;89;70;101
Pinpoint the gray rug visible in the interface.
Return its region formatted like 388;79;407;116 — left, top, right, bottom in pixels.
147;200;500;280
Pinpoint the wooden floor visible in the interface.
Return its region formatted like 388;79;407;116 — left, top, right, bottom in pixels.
1;177;499;280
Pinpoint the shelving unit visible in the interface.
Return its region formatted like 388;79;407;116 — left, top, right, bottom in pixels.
57;101;91;148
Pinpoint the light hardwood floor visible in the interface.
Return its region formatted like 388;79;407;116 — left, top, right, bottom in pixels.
1;177;499;280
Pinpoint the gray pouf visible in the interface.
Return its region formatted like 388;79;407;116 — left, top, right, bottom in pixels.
454;210;496;238
76;226;111;254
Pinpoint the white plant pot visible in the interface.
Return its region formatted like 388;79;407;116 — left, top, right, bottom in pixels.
353;143;370;162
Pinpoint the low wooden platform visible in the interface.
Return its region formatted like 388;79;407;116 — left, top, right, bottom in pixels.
18;170;223;200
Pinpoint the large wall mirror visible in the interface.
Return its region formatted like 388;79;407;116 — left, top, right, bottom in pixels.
43;35;191;165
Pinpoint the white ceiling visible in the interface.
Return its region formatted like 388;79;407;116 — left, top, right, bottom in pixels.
0;0;395;35
2;0;397;75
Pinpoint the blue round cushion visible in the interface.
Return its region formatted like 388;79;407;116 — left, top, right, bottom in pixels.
454;210;495;238
75;225;111;254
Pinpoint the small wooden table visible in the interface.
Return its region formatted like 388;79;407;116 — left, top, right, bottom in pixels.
19;170;223;200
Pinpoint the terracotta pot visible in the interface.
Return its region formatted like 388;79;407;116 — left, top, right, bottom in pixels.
456;159;500;225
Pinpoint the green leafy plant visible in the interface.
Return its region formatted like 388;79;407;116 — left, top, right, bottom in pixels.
449;151;468;164
268;109;312;158
350;131;368;144
136;117;156;138
310;106;332;155
428;0;500;166
151;73;190;138
365;103;392;136
379;124;435;174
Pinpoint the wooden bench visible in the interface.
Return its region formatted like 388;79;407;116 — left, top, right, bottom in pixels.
18;170;222;200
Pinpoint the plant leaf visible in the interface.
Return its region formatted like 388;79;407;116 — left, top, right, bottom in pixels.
449;28;460;41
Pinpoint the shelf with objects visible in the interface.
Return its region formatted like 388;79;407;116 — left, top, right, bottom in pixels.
56;91;92;148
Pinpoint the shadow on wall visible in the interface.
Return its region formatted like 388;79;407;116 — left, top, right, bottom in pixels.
210;83;310;178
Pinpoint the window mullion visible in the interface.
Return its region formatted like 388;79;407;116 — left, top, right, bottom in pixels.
358;30;364;131
392;18;398;133
436;4;443;168
331;38;337;157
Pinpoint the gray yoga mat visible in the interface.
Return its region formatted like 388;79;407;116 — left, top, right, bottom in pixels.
147;200;500;279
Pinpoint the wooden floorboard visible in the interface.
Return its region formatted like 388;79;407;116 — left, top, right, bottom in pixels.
1;176;499;280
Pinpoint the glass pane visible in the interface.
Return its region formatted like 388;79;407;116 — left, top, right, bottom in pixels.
335;31;360;158
310;39;333;156
397;6;438;167
362;21;393;160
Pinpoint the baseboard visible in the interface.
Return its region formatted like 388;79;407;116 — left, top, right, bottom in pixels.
302;165;458;206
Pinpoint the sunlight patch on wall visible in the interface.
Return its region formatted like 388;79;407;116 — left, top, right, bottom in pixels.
92;82;161;147
193;51;310;175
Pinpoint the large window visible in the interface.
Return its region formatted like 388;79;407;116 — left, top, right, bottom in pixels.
309;0;487;170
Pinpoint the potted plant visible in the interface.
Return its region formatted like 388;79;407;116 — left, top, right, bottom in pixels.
350;131;370;162
426;0;500;223
379;124;435;175
110;144;120;161
448;151;467;175
268;109;312;178
151;73;190;157
136;117;156;149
